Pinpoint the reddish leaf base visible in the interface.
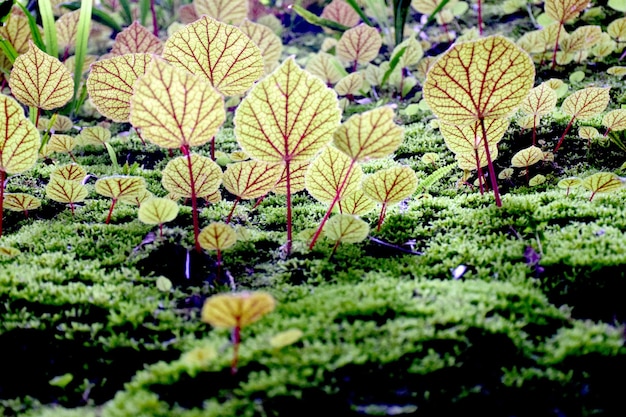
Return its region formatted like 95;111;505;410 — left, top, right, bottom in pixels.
231;326;241;376
480;119;502;207
226;198;240;224
554;116;575;153
285;161;293;255
69;203;75;216
0;170;5;237
377;203;388;232
181;146;202;253
105;199;117;224
551;23;563;70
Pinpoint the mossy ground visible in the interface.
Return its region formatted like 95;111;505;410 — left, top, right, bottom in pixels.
2;4;626;417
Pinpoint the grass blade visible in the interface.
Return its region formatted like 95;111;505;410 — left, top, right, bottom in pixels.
61;2;123;33
292;4;350;32
15;2;46;52
393;0;412;46
344;0;374;26
38;0;58;58
72;0;92;114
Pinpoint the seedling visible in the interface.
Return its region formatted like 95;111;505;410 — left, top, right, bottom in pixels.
137;198;179;237
94;175;146;224
544;0;588;69
336;24;382;72
198;222;238;281
520;84;557;145
511;146;544;184
324;213;370;257
3;193;40;218
557;177;582;196
201;291;275;375
581;172;624;201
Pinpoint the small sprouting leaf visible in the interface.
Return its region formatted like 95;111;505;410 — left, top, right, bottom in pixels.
561;87;610;120
9;41;73;110
499;168;514;180
95;176;146;201
198;222;238;252
305;146;363;203
194;0;248;25
333;107;403;161
162;154;222;198
511;146;544;168
520;84;557;117
55;10;80;52
47;134;76;154
201;291;275;328
363;166;418;204
334;72;365;96
3;193;40;212
439;119;509;155
581;172;624;200
421;153;439;165
87;53;152;123
120;189;153;206
239;20;282;74
269;329;303;349
51;164;86;182
138;198;179;225
423;35;535;125
393;36;423;68
156;276;173;292
0;95;39;174
49;374;73;389
324;213;369;244
608;17;626;42
50;115;73;133
602;109;626;132
203;189;222;204
80;126;111;146
130;58;225;149
222;161;282;200
338;189;375;215
46;177;88;205
558;177;581;189
229;151;249;162
578;126;600;140
607;66;626;77
306;52;345;85
273;162;308;195
336;24;382;66
162;16;263;96
545;0;589;23
321;0;360;29
235;57;341;163
110;21;163;55
529;174;546;186
0;246;20;258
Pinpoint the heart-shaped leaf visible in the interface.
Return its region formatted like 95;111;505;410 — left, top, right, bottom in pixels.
578;126;600;140
0;13;38;54
363;166;418;204
198;222;238;252
161;154;223;198
51;163;86;182
201;291;275;329
321;0;361;29
119;189;153;207
223;161;282;200
138;197;179;225
55;10;80;52
336;24;381;66
162;16;263;96
334;72;366;96
3;193;40;212
95;176;146;200
306;52;345;85
9;41;73;110
324;213;369;244
562;87;610;119
239;20;282;74
602;109;626;133
607;66;626;76
110;21;163;56
87;53;152;122
194;0;248;25
581;172;624;201
529;174;546;186
306;146;363;203
130;58;225;149
511;146;544;168
558;177;581;195
0;95;40;174
80;126;111;146
47;134;76;155
520;84;558;117
46;177;88;214
608;17;626;42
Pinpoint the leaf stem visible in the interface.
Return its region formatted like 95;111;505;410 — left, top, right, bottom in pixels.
551;23;562;70
377;202;388;231
480;118;501;207
231;326;240;375
182;146;202;252
105;198;117;224
285;160;292;255
0;170;4;237
554;116;575;153
226;198;240;224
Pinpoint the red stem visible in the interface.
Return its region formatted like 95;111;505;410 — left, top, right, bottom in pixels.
475;148;484;195
480;118;502;207
136;129;146;146
285;160;293;255
554;116;575;153
105;198;117;224
69;202;75;216
182;146;201;252
210;137;215;161
150;0;158;36
231;326;240;375
252;194;266;210
226;198;240;224
35;108;41;129
589;191;596;202
69;152;77;163
216;249;222;281
0;170;4;237
551;23;563;70
532;115;537;146
477;0;483;36
377;203;388;231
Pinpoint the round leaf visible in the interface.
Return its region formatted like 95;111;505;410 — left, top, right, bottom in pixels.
336;24;382;65
602;109;626;132
362;166;418;204
198;222;237;252
306;52;344;86
239;20;282;73
439;119;509;155
561;87;610;120
162;154;222;198
110;21;163;56
545;0;590;23
194;0;248;25
80;126;111;146
557;177;581;189
222;161;282;200
338;190;375;216
305;146;363;203
201;291;275;329
51;164;86;182
324;213;369;243
520;84;557;117
581;172;624;198
47;134;76;154
138;198;179;225
273;162;308;195
46;177;88;204
95;176;146;200
3;193;40;211
269;329;303;349
511;146;544;168
0;95;40;174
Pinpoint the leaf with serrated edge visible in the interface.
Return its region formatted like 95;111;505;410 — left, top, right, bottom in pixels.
337;24;382;66
545;0;589;23
51;164;86;182
273;162;308;195
46;177;88;204
223;161;282;200
362;166;418;204
201;291;275;328
0;95;39;174
87;53;152;123
511;146;544;168
138;198;179;225
334;107;403;162
562;87;610;119
239;20;282;72
306;52;344;85
194;0;248;25
55;10;80;51
163;16;263;96
47;134;76;154
603;109;626;132
338;190;375;215
581;172;624;200
162;154;222;198
3;193;40;211
324;214;369;243
95;176;146;200
130;58;225;149
80;126;111;146
235;57;341;163
423;35;534;125
439;119;509;155
110;22;163;56
9;42;73;110
306;146;363;203
198;222;237;252
321;0;360;29
0;13;38;54
520;84;557;117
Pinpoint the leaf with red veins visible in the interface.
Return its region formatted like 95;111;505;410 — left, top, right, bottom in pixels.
562;87;610;120
456;145;499;170
163;15;263;96
336;24;382;65
0;95;40;174
179;4;200;24
321;0;361;29
305;146;363;203
511;146;544;168
0;13;40;54
51;163;86;182
439;119;509;155
362;166;418;205
161;154;223;198
223;160;282;200
194;0;248;25
56;10;80;51
46;177;88;205
273;161;308;195
3;193;40;211
110;21;164;56
239;20;282;73
198;222;238;252
95;175;146;200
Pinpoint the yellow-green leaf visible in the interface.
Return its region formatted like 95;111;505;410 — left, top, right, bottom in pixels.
334;72;366;96
607;66;626;77
393;36;423;68
239;20;282;74
0;94;39;174
558;176;581;189
321;0;360;29
161;154;222;198
305;146;363;204
110;21;163;56
578;126;600;139
222;160;282;200
511;145;544;168
229;151;250;162
63;54;97;77
130;58;225;149
46;177;88;204
55;10;80;52
362;165;418;204
338;189;375;215
560;25;602;53
336;24;382;66
201;291;275;328
439;119;509;155
529;174;546;186
235;57;341;163
95;175;146;200
421;153;439;165
119;189;153;206
520;84;557;117
9;41;73;110
80;126;111;146
269;329;303;349
455;145;499;170
50;115;73;132
138;198;179;225
333;107;403;162
581;172;624;200
0;246;20;258
423;35;535;125
3;193;40;211
306;52;344;85
163;16;263;96
194;0;248;25
0;13;38;54
47;134;76;154
608;17;626;42
561;87;610;120
273;162;308;195
545;0;589;23
87;53;152;123
198;222;237;252
324;213;369;243
51;163;86;182
602;109;626;132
